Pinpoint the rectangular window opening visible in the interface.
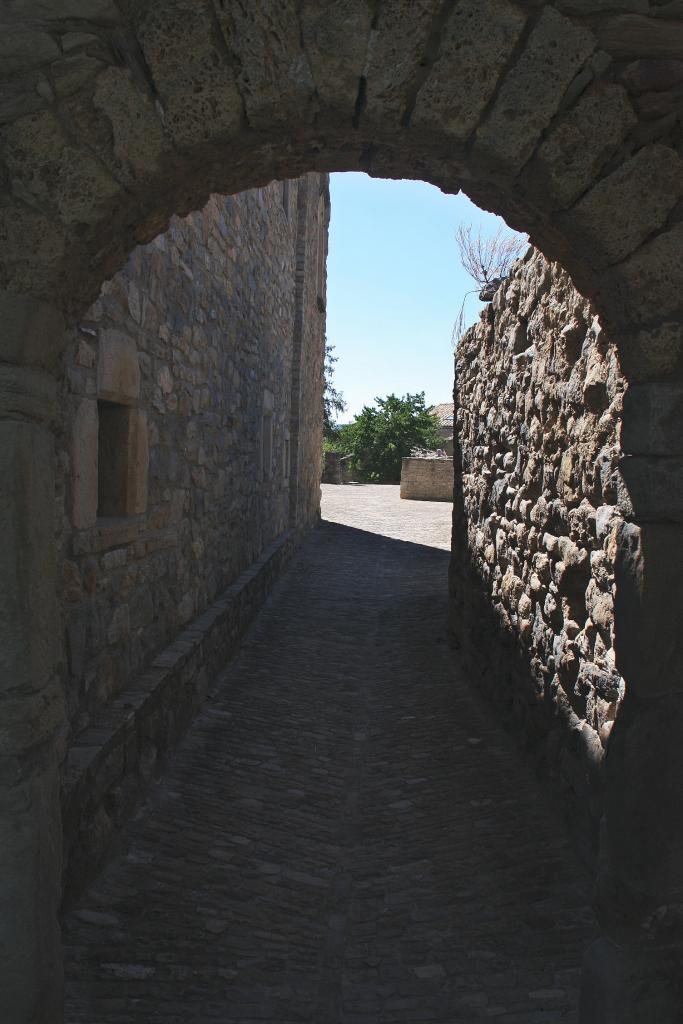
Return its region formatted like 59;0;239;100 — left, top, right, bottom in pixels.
97;400;130;518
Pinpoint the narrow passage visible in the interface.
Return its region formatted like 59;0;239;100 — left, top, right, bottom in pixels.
64;485;596;1023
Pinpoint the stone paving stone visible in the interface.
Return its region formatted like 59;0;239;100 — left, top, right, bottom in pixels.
64;484;597;1022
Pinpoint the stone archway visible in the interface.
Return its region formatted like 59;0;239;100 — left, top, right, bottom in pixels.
1;3;683;1020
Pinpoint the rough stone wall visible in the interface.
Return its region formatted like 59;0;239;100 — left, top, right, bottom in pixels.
289;174;329;528
451;248;626;865
55;176;328;738
400;457;454;502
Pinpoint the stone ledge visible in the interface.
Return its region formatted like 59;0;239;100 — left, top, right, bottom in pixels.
60;527;300;908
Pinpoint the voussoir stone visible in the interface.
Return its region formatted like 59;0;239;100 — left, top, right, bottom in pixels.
136;0;242;149
300;0;374;113
535;83;636;209
2;109;122;226
600;14;683;59
600;221;683;326
214;1;316;128
412;0;527;142
93;67;168;181
475;7;596;173
567;144;683;266
363;0;442;124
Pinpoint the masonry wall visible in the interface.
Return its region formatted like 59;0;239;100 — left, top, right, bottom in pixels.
54;176;328;893
400;457;454;501
451;248;626;866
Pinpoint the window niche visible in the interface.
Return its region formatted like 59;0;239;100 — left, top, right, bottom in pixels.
96;402;149;519
95;331;148;520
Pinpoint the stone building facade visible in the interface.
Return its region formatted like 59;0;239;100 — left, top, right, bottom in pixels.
451;249;625;867
56;174;329;896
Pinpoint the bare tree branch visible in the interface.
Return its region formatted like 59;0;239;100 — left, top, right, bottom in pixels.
455;223;527;290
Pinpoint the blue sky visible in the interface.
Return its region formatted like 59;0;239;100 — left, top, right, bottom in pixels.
326;172;520;420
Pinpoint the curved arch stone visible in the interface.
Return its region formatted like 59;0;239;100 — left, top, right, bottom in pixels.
1;3;683;1021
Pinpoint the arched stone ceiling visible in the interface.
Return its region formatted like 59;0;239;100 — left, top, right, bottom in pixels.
1;0;682;372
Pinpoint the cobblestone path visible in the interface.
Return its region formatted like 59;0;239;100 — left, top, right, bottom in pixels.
64;485;596;1023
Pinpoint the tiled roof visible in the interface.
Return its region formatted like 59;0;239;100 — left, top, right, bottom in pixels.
430;402;454;427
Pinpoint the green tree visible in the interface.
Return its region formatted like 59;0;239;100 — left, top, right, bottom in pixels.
343;393;441;483
323;343;346;439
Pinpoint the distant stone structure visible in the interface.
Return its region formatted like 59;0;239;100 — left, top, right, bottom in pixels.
430;402;455;455
400;456;454;501
57;175;329;899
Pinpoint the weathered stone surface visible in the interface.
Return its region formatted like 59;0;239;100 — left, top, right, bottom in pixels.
363;0;441;123
535;83;636;208
96;330;140;404
600;222;683;326
93;67;168;181
300;0;374;113
0;27;59;73
2;110;121;226
96;329;140;405
136;0;242;149
600;15;683;58
614;521;683;693
619;454;683;522
400;456;453;501
214;1;315;128
618;323;683;382
567;144;683;267
476;8;596;172
452;249;625;865
412;0;527;142
621;382;683;456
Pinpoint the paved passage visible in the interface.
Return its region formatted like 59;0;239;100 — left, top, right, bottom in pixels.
64;485;596;1023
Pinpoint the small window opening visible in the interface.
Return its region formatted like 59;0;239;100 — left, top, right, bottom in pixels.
282;179;290;218
98;400;131;517
283;437;290;481
262;410;273;480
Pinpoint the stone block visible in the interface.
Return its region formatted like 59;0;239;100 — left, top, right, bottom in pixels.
300;0;374;113
475;8;595;173
614;521;683;694
600;222;683;327
93;67;167;181
567;144;683;266
364;0;442;123
97;330;140;404
2;110;121;227
535;83;636;208
213;1;314;128
137;0;242;148
619;454;683;522
0;28;59;74
617;324;683;382
621;382;683;456
411;0;526;141
71;398;98;530
600;14;683;58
